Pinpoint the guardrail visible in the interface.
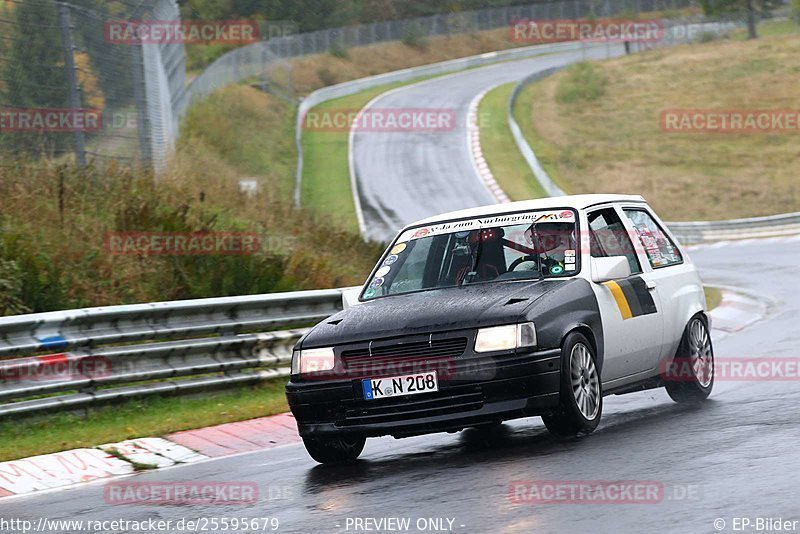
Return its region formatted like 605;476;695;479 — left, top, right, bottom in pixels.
666;212;800;245
507;66;568;198
0;289;353;418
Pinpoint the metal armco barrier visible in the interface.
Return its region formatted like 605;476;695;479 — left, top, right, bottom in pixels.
666;212;800;245
2;206;799;419
0;289;354;418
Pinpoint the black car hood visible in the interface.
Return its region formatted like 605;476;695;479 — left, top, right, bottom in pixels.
299;279;568;348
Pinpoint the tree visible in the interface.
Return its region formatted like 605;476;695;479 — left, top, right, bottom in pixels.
700;0;781;39
0;0;70;156
2;1;69;108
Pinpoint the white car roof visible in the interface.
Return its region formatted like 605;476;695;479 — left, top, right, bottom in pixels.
406;194;647;229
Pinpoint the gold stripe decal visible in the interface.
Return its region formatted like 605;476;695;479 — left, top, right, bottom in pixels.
604;280;633;320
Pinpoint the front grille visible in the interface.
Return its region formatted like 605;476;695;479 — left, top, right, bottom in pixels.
341;337;468;371
339;390;484;426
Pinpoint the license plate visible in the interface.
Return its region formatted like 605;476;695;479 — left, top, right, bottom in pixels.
362;371;438;401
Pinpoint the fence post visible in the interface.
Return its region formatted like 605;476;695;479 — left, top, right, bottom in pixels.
57;3;86;167
130;44;152;168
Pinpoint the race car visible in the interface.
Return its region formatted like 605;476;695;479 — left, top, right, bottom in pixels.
286;194;714;464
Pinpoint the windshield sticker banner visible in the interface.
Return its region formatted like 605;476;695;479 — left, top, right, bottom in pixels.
397;211;575;243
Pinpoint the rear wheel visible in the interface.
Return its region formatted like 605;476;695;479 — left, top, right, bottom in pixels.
543;332;602;437
302;435;366;464
665;315;714;403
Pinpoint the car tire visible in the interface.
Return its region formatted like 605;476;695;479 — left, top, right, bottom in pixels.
665;315;714;403
542;332;603;437
302;435;366;464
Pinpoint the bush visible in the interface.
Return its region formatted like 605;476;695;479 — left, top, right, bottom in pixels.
329;38;349;59
0;255;30;316
698;31;720;43
401;23;429;49
555;62;608;104
316;66;339;86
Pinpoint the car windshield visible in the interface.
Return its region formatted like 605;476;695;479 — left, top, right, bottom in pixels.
361;209;580;301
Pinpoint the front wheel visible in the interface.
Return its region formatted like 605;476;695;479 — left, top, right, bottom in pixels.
542;332;603;437
664;315;714;403
302;435;366;464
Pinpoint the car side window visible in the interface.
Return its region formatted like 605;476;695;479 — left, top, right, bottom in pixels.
587;208;642;275
623;209;683;269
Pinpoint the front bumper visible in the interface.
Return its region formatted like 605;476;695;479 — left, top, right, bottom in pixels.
286;347;561;438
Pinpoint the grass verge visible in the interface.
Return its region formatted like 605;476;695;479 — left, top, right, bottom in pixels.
301;82;412;233
0;378;289;462
478;83;547;200
514;27;800;221
511;74;572;195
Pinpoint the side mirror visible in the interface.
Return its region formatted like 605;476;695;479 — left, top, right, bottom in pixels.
591;256;632;283
341;286;363;310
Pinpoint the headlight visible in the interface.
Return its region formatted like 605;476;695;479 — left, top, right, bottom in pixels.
291;347;335;375
474;322;537;353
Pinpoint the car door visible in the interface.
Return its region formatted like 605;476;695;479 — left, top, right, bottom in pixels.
585;205;665;387
620;205;703;369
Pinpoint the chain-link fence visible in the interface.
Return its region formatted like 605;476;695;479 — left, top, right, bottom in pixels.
2;0;754;173
178;0;697;119
0;0;184;171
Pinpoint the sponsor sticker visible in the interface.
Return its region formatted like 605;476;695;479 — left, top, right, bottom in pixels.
390;243;407;255
384;254;399;265
413;228;430;239
375;266;391;277
603;276;657;320
369;277;385;289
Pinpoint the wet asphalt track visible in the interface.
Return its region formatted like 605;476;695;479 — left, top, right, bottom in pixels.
351;43;625;243
2;237;798;533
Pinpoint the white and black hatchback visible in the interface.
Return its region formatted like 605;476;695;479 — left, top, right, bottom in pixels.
287;195;714;464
